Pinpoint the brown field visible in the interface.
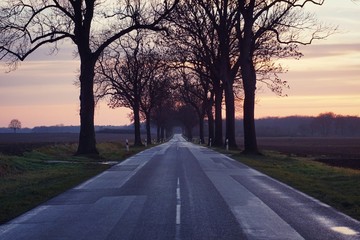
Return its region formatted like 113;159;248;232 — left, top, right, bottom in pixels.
237;137;360;169
1;133;359;169
0;132;139;144
0;133;145;155
252;137;360;158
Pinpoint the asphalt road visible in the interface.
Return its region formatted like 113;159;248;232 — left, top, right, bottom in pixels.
1;134;360;240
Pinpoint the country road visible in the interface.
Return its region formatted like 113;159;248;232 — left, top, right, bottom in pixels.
1;134;359;240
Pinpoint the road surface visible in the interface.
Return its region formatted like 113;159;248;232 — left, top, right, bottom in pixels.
1;134;360;239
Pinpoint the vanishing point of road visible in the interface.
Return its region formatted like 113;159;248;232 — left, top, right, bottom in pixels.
1;134;360;240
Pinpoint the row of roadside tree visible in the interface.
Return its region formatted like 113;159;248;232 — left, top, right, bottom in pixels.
1;0;333;155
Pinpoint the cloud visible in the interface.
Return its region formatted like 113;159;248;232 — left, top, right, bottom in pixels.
255;94;360;118
0;84;78;106
0;104;79;128
0;60;79;88
299;43;360;59
0;56;80;111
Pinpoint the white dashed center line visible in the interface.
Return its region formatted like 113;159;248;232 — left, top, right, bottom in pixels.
176;177;181;239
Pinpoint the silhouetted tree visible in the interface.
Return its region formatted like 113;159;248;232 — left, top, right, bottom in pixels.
152;96;177;142
166;0;226;147
312;112;336;136
177;104;198;141
196;0;243;148
0;0;178;155
254;113;360;137
237;0;334;154
95;31;157;146
177;65;214;144
139;46;172;144
8;119;21;133
95;31;172;145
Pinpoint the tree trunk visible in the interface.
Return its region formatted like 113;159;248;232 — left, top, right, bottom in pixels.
166;126;172;139
76;57;98;155
160;126;165;141
213;82;223;146
241;62;259;154
145;112;152;145
199;113;205;144
157;123;161;143
224;81;237;148
207;106;214;146
239;6;260;155
133;102;143;146
187;126;193;141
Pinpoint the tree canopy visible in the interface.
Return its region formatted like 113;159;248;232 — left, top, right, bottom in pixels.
1;0;334;154
0;0;178;154
8;119;21;133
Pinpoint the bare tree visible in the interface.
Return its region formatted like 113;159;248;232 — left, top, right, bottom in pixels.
237;0;334;154
152;95;178;142
166;0;226;146
0;0;178;155
139;57;172;145
167;0;333;153
196;0;243;148
95;31;171;146
95;32;149;146
312;112;336;136
177;104;198;141
176;64;213;145
8;119;21;133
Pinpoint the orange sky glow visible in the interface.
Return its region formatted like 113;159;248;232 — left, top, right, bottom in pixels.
0;0;359;128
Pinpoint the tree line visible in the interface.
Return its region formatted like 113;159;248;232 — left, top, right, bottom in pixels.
1;0;333;155
173;112;360;140
4;112;360;138
249;113;360;137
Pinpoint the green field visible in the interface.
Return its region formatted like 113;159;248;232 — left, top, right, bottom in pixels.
228;150;360;221
0;141;145;224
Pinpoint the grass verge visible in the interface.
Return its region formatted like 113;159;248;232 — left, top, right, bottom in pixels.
227;150;360;221
0;142;146;224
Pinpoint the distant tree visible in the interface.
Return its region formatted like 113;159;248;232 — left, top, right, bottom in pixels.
177;66;213;145
9;119;21;133
312;112;336;136
0;0;178;155
177;104;198;141
152;96;178;142
140;63;172;145
167;0;240;147
95;31;173;146
95;32;150;146
334;115;360;137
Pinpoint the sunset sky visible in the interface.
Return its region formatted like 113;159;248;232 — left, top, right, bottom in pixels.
0;0;359;128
